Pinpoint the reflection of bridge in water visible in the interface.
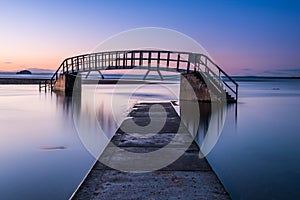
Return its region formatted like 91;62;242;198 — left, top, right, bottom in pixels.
55;86;237;162
48;50;238;102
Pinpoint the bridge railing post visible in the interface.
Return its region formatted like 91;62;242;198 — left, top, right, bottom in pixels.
115;52;119;68
187;53;191;73
108;52;110;67
122;52;126;69
236;85;238;102
101;53;104;69
95;53;98;70
82;56;85;71
77;57;80;71
131;52;134;67
167;52;170;70
126;52;128;67
157;52;160;68
139;52;143;66
66;60;69;74
62;62;65;74
218;69;221;87
71;58;74;73
88;54;91;72
148;52;151;68
177;53;180;71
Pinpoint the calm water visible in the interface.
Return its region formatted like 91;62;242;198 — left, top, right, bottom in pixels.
0;79;300;199
0;85;94;200
0;83;179;200
207;79;300;199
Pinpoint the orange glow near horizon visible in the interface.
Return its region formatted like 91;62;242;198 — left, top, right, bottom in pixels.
0;47;92;72
1;56;62;72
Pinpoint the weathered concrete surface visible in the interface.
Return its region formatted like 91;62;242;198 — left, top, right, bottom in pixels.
72;102;230;200
180;73;211;101
53;73;81;94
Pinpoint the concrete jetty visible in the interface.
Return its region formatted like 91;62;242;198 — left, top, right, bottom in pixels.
71;102;230;200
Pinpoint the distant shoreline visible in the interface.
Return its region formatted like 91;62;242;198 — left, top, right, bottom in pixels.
229;76;300;82
0;78;49;84
231;76;300;79
0;76;299;85
0;78;171;85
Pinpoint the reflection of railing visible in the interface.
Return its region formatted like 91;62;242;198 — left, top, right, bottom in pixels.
180;100;228;157
50;50;238;101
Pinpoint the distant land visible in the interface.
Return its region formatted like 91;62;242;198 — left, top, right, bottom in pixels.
0;68;299;78
0;68;53;84
0;68;54;74
229;76;300;82
16;70;32;74
0;67;300;85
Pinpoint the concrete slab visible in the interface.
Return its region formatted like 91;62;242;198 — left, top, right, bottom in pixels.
73;170;229;200
71;102;230;199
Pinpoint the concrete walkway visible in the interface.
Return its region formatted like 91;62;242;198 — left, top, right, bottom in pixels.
72;102;230;200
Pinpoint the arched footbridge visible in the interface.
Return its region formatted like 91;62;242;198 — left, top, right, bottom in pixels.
49;50;238;102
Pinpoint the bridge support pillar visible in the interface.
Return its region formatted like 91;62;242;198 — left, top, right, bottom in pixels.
53;72;81;96
180;73;211;102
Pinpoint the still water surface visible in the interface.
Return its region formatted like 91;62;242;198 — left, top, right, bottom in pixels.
0;85;94;199
207;79;300;199
0;83;179;200
0;79;300;199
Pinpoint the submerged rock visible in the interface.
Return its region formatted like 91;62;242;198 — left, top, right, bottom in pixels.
39;146;66;150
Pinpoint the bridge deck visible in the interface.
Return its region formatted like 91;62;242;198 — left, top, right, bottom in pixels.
71;102;230;200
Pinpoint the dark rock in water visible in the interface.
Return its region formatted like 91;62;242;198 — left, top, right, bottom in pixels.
39;146;66;150
16;70;32;74
272;87;280;90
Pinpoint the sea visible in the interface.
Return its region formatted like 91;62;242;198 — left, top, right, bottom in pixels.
0;74;299;199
